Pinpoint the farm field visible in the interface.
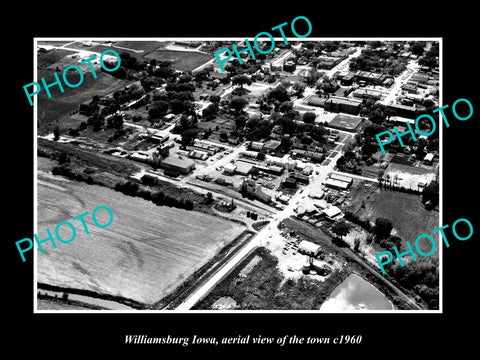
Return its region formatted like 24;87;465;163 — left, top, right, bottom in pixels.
38;48;77;68
37;159;246;306
37;68;131;128
144;49;213;72
348;182;439;242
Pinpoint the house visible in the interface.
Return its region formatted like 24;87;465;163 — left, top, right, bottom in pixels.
188;150;209;161
283;177;297;188
298;240;322;257
302;165;313;176
277;194;290;204
339;71;355;85
250;141;264;151
322;205;342;221
423;153;434;165
223;163;237;175
228;136;240;145
283;60;296;72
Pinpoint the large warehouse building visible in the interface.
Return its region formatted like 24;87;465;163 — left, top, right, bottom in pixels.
160;156;195;175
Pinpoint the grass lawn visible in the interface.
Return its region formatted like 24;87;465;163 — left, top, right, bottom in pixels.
348;182;439;242
144;49;213;72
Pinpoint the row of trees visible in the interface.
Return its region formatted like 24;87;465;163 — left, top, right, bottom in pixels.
114;180;194;210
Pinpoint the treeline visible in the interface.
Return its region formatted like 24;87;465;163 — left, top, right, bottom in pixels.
378;181;422;195
344;210;437;309
51;165;95;184
114;180;194;210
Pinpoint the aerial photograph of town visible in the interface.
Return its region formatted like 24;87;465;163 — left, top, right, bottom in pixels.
35;38;440;312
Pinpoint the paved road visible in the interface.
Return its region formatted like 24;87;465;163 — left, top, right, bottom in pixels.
175;145;345;310
379;60;420;106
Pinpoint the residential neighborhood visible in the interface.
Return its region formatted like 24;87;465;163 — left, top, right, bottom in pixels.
36;39;440;312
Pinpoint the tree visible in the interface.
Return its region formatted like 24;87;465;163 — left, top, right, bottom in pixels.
219;130;229;141
148;100;169;119
354;238;361;252
300;135;313;145
232;74;252;88
331;220;351;240
202;104;218;120
205;192;214;205
141;77;158;91
377;169;385;186
234;115;247;131
279;101;293;113
257;151;266;161
53;126;60;141
292;81;305;97
411;43;425;56
267;85;289;103
303;112;316;124
422;98;435;108
107;114;124;130
58;151;69;165
210;94;221;104
111;65;128;79
180;129;197;148
229;96;248;113
422;180;439;208
374;217;393;239
88;112;105;132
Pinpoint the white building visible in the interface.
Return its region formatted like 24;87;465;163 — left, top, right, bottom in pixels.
298;240;322;257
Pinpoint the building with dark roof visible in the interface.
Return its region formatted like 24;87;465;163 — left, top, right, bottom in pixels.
263;139;281;153
324;96;362;115
387;103;421;119
160;156;195;175
354;71;386;85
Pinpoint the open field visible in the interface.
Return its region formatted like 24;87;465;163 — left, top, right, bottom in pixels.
38;41;73;47
115;40;165;54
144;50;213;72
38;48;78;68
37;165;246;306
348;182;439;242
37;69;131;128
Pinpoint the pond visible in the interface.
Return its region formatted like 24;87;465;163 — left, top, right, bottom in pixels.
320;273;394;311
